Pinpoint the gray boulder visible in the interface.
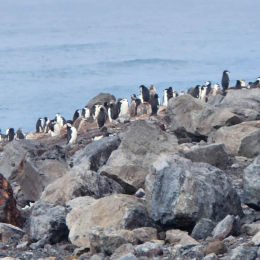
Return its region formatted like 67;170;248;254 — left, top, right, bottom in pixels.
243;155;260;210
181;143;229;169
149;155;243;229
219;245;258;260
28;203;69;247
214;121;260;158
191;218;216;240
116;254;138;260
110;244;135;260
134;242;163;257
207;94;225;107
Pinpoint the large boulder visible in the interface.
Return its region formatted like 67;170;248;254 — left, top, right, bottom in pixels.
66;194;155;248
181;143;229;169
0;174;22;227
214;121;260;158
41;170;124;204
148;155;243;229
28;203;69;247
243;155;260;210
191;218;216;240
99;121;178;193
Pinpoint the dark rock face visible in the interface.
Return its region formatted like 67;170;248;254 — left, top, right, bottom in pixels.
243;155;260;210
149;155;243;230
0;174;22;227
181;143;229;169
191;218;216;240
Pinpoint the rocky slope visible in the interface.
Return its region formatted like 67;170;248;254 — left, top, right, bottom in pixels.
1;90;260;259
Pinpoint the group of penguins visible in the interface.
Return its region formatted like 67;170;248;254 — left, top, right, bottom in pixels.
2;70;260;144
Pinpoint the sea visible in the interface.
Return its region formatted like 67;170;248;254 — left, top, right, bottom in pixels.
0;0;259;132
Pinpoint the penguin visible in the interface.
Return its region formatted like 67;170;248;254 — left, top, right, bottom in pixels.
163;89;168;106
97;107;106;129
180;91;185;96
82;106;91;118
93;104;101;119
108;101;119;122
66;120;73;125
139;85;150;103
229;80;242;90
7;128;15;141
151;94;159;115
188;86;199;98
49;122;60;137
199;85;207;100
45;119;54;133
0;129;8;141
241;79;246;87
73;109;82;123
194;85;200;98
119;98;129;116
208;84;223;96
247;82;253;89
36;117;47;133
205;81;212;95
149;84;157;103
173;91;179;98
130;94;141;116
167;87;173;101
251;77;260;88
55;113;66;127
221;70;230;92
16;128;24;139
67;123;77;145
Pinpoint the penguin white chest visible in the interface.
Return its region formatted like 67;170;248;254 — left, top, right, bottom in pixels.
69;127;77;144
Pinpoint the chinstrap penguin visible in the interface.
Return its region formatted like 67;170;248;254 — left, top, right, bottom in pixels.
67;123;77;144
139;85;150;103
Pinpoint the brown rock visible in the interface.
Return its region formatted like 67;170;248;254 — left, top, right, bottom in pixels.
132;227;158;243
110;244;135;260
166;229;199;245
204;241;227;255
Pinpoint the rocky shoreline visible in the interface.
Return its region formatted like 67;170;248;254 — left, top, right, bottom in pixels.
1;89;260;259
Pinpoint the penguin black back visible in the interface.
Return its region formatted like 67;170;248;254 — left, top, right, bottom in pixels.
167;87;173;101
16;128;24;139
97;107;106;128
8;128;15;141
151;94;159;115
221;70;230;92
73;109;81;123
140;85;150;102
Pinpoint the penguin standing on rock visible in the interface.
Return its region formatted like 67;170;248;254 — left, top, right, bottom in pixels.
49;122;60;137
36;117;47;133
205;81;212;95
251;77;260;88
149;84;157;102
67;123;77;145
16;128;24;139
55;113;66;127
130;94;141;116
119;98;129;116
73;109;82;123
97;107;106;129
6;128;15;141
82;106;90;118
139;85;150;103
151;94;160;115
108;101;119;122
221;70;230;92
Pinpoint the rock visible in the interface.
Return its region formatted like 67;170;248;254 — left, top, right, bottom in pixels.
204;241;227;255
219;245;258;260
0;223;24;243
89;227;127;256
181;143;229;169
243;155;260;210
65;196;96;211
191;218;216;240
214;121;260;157
0;174;22;227
252;230;260;245
99;121;178;194
135;188;145;198
112;230;138;245
66;194;154;248
212;215;239;240
90;254;105;260
72;136;121;172
116;253;138;260
132;227;158;243
202;253;218;260
243;223;260;236
41;170;124;204
110;244;135;260
207;94;225;106
117;115;130;124
149;155;243;229
166;229;199;245
28;203;69;247
86;93;116;115
137;103;151;116
134;242;163;257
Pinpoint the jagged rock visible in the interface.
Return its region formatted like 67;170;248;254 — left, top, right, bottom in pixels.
134;242;163;257
114;230;138;245
41;170;124;204
212;215;240;240
99;121;178;194
89;227;127;256
110;244;135;260
181;143;229;169
202;253;218;260
65;196;96;211
116;253;138;260
243;223;260;236
207;94;225;107
135;188;145;198
0;223;24;243
214;121;260;157
28;203;69;247
165;229;199;245
243;155;260;210
149;155;243;229
73;136;121;172
132;227;158;244
204;241;227;255
191;218;216;240
137;103;151;116
86;93;116;115
66;194;154;248
219;245;258;260
0;174;22;227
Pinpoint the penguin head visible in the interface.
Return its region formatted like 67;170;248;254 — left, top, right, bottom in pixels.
154;94;159;99
169;87;173;91
257;77;260;81
205;81;211;86
213;83;220;90
44;117;48;121
195;85;201;89
100;107;105;112
139;85;145;92
149;84;154;90
224;70;230;74
163;89;168;93
131;94;137;100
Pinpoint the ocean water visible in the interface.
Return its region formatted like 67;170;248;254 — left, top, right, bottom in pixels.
0;0;260;132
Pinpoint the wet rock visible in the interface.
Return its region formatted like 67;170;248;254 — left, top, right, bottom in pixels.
204;241;227;255
41;170;124;204
66;194;154;249
28;203;69;247
214;121;260;157
191;218;216;240
110;244;135;260
0;174;22;227
243;155;260;210
165;229;199;245
149;155;243;229
181;143;229;169
134;242;163;257
132;227;158;244
219;245;258;260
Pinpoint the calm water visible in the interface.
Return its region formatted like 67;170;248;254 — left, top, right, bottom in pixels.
0;0;259;132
